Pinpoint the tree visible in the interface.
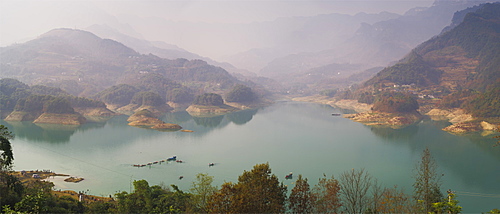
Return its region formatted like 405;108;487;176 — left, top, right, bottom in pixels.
377;186;414;213
95;84;139;106
339;168;372;213
131;91;165;106
43;97;75;114
190;173;217;212
0;125;14;171
413;148;443;213
207;163;287;213
115;180;192;213
372;91;419;113
116;180;153;213
207;182;237;213
312;174;342;213
166;88;194;103
234;163;287;213
225;84;257;103
289;174;313;213
0;126;23;208
193;93;224;106
432;190;462;214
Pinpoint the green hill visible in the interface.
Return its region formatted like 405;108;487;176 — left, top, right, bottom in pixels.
358;3;500;117
0;28;242;98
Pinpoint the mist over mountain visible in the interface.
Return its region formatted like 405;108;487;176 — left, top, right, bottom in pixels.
1;0;498;97
84;24;253;77
257;0;497;86
0;29;246;98
358;2;500;117
220;12;401;72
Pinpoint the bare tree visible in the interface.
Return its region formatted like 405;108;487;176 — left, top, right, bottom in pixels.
339;168;372;213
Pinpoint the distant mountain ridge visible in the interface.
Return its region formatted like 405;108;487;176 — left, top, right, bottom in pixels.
359;2;500;117
255;0;498;92
84;24;252;76
0;28;243;98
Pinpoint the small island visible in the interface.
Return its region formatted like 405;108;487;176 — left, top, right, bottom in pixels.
344;92;423;129
127;109;182;131
64;177;85;183
186;93;239;116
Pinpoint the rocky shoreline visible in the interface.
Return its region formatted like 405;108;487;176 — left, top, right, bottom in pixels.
293;95;499;134
127;109;183;131
185;104;239;116
344;111;423;129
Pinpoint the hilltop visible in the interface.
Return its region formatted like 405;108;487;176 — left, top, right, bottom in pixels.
345;3;500;132
0;28;246;98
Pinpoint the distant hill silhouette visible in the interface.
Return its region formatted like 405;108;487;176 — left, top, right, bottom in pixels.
0;28;243;98
358;3;500;117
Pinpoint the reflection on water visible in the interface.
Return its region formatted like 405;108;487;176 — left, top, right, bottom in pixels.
1;102;499;212
369;124;419;142
2;109;260;143
162;111;192;124
226;109;258;125
192;115;225;127
4;121;105;143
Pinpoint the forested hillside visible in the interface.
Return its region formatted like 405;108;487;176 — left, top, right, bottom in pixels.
354;3;500;117
0;29;246;98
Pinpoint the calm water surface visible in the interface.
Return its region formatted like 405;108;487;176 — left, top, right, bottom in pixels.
2;101;499;212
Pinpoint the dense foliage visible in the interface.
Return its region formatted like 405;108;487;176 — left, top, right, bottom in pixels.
372;92;419;113
0;78;105;115
319;88;338;97
438;89;477;108
358;92;375;104
225;84;257;103
415;3;500;91
193;93;224;106
14;95;57;113
166;88;194;103
42;97;75;114
207;163;287;213
0;78;30;111
66;96;106;108
365;51;442;87
115;180;192;213
94;84;139;106
130;91;165;106
462;84;500;117
30;85;70;96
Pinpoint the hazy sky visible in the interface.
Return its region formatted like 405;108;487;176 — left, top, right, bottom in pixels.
1;0;434;47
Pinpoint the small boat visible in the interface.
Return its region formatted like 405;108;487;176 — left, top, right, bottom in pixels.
285;172;293;179
167;156;177;161
331;113;341;116
176;160;183;163
179;176;184;180
132;164;141;167
209;163;215;167
153;161;159;164
147;162;153;165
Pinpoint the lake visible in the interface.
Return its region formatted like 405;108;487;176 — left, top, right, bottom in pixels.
2;101;499;212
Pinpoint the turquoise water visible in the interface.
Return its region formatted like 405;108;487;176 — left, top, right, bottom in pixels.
2;101;499;212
